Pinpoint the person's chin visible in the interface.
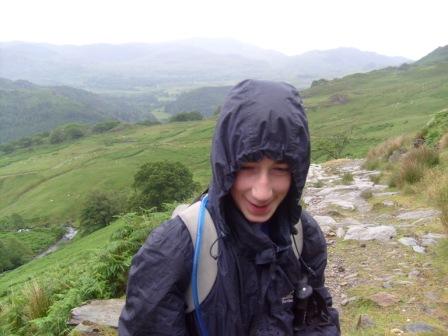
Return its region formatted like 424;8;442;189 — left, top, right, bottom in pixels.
242;205;273;223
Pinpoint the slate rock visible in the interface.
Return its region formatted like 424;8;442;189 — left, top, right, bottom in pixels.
336;227;345;238
314;215;337;226
370;292;399;307
399;237;418;247
344;225;396;241
412;246;425;254
403;322;434;333
69;299;124;329
356;314;375;329
396;209;440;220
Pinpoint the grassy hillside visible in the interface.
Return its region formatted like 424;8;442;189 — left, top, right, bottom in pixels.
0;47;447;335
0;121;214;227
0;78;158;144
303;54;448;160
1;49;448;248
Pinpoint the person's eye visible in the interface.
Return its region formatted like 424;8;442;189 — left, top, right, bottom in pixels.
240;165;255;171
272;166;290;174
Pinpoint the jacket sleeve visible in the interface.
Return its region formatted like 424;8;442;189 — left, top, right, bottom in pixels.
119;217;194;336
297;211;341;335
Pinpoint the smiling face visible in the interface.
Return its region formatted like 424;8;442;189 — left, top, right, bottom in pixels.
230;157;292;223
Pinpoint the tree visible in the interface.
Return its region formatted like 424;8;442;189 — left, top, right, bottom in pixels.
79;191;120;235
131;161;198;211
169;111;203;122
314;128;353;160
49;129;65;144
64;125;85;140
0;237;32;272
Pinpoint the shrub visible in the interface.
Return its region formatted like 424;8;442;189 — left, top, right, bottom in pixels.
399;159;425;185
0;237;33;272
360;189;373;200
369;173;381;184
0;144;15;154
64;126;85;140
130;161;198;211
92;121;121;133
424;170;448;230
341;172;354;184
392;146;439;187
22;280;52;321
169;111;203;122
422;110;448;147
137;120;160;127
79;191;120;235
314;128;353;160
49;129;65;144
364;135;409;169
408;146;439;166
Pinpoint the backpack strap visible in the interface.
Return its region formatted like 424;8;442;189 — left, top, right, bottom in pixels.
178;201;218;313
292;219;303;259
177;201;303;313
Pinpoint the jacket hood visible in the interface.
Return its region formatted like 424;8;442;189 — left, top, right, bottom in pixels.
208;79;310;241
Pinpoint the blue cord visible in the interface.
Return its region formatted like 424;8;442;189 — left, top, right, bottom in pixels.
192;194;209;336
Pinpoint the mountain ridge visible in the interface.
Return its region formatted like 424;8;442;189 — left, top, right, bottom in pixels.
0;40;410;91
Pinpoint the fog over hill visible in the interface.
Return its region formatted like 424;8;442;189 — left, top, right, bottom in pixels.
0;39;410;91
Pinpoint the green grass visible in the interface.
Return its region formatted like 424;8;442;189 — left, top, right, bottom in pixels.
304;61;448;160
0;121;214;227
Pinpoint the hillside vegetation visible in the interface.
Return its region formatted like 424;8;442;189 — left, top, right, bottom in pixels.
0;78;158;143
303;46;448;160
0;120;214;229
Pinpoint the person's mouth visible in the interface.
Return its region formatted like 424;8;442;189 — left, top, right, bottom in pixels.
247;200;271;215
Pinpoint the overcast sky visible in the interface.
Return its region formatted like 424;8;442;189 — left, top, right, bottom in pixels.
1;0;447;60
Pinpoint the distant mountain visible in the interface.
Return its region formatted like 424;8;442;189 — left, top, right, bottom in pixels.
284;47;409;80
0;78;158;143
415;45;448;65
0;41;410;91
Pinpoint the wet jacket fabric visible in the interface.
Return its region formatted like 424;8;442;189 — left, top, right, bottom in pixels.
119;79;340;335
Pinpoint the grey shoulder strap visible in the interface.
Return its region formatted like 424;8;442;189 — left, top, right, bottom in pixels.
177;202;303;313
178;201;218;313
292;219;303;259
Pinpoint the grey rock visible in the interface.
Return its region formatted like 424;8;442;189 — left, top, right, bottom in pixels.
341;218;362;226
303;196;313;205
69;299;124;328
356;314;375;329
314;215;337;226
336;227;345;238
412;246;426;254
344;225;397;242
403;322;434;333
328;200;356;211
396;209;441;220
399;237;418;247
422;232;447;240
421;238;437;246
408;269;420;279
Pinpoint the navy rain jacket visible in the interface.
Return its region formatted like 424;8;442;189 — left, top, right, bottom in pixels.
119;79;340;335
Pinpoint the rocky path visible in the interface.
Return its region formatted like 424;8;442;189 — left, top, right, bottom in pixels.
69;159;448;335
305;159;448;334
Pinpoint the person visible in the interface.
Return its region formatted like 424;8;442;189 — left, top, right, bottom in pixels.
119;79;340;335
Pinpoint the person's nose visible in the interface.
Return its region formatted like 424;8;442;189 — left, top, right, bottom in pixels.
251;171;273;203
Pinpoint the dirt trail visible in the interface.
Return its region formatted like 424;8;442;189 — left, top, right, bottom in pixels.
304;159;448;334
